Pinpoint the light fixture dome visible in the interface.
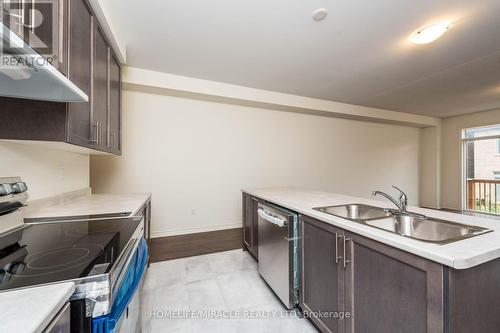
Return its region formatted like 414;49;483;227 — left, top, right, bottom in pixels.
411;23;450;44
312;8;328;21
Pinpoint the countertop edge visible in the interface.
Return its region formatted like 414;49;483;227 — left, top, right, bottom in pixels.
129;193;152;216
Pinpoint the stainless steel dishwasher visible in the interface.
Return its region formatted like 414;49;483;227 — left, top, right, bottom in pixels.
257;202;299;309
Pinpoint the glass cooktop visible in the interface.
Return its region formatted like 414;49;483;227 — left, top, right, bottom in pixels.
0;217;140;291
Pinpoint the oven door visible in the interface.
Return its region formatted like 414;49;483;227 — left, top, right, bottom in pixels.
113;272;145;333
92;237;148;333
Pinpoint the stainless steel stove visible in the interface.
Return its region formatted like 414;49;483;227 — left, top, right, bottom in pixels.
0;177;148;333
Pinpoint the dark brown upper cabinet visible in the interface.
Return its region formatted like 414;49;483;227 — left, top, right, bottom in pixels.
66;0;92;148
108;51;122;154
92;25;109;151
0;0;122;155
1;0;68;74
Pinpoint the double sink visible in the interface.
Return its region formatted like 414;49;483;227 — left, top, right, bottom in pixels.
313;204;492;244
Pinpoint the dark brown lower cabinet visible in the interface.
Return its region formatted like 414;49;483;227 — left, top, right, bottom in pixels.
343;230;443;333
301;218;344;333
301;215;444;333
134;198;151;244
447;257;500;333
134;197;151;266
242;193;258;259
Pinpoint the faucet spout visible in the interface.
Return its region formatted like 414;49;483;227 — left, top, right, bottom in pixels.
372;190;404;211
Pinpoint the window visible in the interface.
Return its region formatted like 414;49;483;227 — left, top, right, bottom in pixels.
463;124;500;214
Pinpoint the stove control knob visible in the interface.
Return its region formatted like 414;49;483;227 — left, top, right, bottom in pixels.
0;183;13;196
11;182;27;194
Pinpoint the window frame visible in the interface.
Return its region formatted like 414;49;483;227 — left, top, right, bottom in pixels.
461;124;500;213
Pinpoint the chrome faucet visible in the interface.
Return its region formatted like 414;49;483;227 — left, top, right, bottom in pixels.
372;185;408;213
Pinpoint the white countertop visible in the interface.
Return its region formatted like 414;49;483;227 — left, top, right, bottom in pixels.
0;282;75;333
23;193;151;219
242;187;500;269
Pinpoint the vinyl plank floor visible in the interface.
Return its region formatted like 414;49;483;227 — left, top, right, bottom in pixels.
141;249;317;333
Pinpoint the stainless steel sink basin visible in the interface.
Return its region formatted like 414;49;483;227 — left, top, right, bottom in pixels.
365;215;492;244
313;204;392;221
313;203;492;245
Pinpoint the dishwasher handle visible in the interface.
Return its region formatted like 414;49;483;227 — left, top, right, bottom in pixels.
257;208;288;227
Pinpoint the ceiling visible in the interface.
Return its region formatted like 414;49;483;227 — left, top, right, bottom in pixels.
108;0;500;118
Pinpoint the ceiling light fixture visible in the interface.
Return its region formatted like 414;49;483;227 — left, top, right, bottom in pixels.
410;23;451;44
312;8;328;21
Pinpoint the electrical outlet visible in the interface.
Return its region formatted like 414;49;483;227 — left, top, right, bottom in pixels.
58;164;65;181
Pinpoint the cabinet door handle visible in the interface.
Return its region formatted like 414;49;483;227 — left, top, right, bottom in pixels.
58;0;64;61
90;121;98;143
21;0;25;26
343;236;352;268
335;232;342;264
97;121;101;145
96;121;100;145
90;121;100;144
30;0;34;33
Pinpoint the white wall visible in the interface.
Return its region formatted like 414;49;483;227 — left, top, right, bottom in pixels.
91;90;421;237
0;142;89;200
123;67;440;128
419;125;442;208
441;108;500;209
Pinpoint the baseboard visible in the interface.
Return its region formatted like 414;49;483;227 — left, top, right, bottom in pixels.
149;227;243;262
150;222;242;238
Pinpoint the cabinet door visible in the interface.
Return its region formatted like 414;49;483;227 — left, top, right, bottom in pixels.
242;194;253;250
135;201;151;241
343;231;443;333
92;25;108;150
30;0;68;74
66;0;92;147
1;0;67;72
1;0;25;38
250;197;258;256
108;51;121;154
301;216;344;333
447;258;500;333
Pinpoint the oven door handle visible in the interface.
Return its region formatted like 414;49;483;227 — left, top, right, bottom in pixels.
110;217;145;296
111;238;139;295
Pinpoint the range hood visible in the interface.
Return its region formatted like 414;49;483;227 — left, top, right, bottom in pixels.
0;22;88;102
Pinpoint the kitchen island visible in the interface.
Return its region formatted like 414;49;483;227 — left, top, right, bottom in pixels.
242;187;500;333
